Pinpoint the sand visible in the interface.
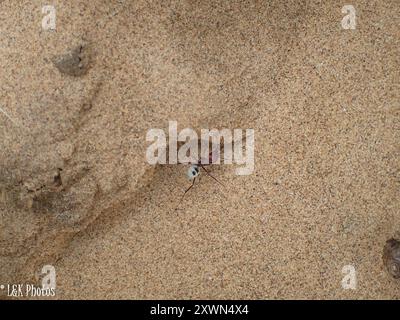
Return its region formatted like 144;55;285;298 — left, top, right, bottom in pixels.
0;0;399;299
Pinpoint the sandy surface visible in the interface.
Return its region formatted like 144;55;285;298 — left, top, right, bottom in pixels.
0;0;399;299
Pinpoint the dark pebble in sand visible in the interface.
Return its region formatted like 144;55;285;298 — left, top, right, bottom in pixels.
383;238;400;279
52;44;91;77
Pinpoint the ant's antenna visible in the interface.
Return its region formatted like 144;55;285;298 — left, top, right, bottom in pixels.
199;164;225;188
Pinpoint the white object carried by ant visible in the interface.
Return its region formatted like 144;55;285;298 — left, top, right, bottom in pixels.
187;165;200;180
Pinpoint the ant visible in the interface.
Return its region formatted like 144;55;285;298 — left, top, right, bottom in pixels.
171;133;250;206
179;147;225;202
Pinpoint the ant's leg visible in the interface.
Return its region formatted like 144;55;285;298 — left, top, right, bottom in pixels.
199;164;225;187
181;178;196;201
